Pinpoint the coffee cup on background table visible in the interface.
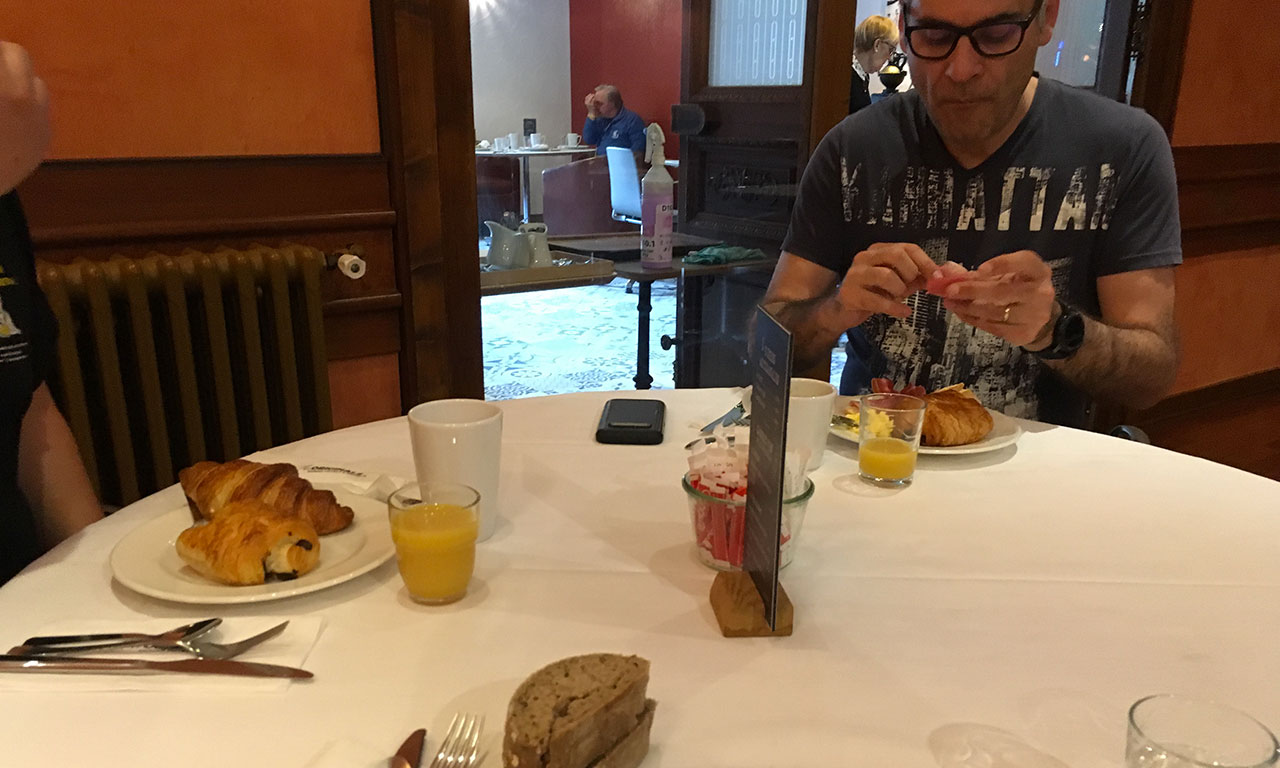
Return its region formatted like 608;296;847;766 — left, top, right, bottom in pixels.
565;133;581;147
407;399;503;542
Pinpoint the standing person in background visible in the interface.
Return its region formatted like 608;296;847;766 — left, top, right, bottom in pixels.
850;15;901;115
582;84;646;158
844;15;904;389
0;40;101;585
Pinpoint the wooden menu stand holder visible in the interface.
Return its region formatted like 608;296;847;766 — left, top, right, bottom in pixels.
709;571;793;637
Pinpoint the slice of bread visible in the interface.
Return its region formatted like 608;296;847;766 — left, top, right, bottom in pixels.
504;654;652;768
592;699;656;768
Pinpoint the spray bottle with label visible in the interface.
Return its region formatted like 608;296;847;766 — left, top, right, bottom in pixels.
641;123;674;270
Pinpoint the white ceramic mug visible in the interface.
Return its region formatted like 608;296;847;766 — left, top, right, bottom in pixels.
507;132;521;150
565;132;581;147
407;399;503;542
786;379;837;471
529;132;544;147
743;378;837;471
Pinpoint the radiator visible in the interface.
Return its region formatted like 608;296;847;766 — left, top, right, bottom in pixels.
36;245;332;507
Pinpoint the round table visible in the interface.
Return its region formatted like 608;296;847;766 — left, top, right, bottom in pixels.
1;389;1277;767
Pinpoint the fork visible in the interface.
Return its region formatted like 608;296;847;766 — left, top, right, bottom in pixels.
11;621;289;661
429;712;484;768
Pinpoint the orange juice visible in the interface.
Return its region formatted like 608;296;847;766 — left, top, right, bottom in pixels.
390;502;478;604
858;436;918;482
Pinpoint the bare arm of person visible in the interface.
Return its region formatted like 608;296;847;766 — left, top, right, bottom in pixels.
0;41;51;196
944;253;1177;409
762;244;937;369
17;385;102;550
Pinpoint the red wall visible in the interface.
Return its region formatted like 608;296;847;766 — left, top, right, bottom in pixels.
569;0;682;160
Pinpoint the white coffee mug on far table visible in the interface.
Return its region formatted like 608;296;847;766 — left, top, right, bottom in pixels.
507;132;521;150
743;378;837;471
529;132;544;147
565;132;581;147
407;399;503;542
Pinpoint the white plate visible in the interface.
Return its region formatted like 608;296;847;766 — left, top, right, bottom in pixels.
830;395;1023;455
110;493;394;604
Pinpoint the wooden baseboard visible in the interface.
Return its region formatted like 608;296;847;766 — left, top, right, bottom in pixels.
1126;369;1280;480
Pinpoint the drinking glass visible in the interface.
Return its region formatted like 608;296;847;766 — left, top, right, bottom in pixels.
388;482;480;605
858;393;926;487
1126;695;1279;768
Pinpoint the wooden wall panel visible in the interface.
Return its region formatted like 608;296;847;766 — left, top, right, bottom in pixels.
329;354;403;428
1171;0;1280;147
2;0;381;158
1171;246;1280;394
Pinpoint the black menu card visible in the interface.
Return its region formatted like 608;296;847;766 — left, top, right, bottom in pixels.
744;306;793;630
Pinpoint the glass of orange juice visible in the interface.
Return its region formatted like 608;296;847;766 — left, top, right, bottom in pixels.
388;482;480;605
858;393;927;487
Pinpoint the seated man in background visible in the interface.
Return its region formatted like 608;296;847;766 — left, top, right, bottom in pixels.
763;0;1181;428
0;40;101;584
582;84;646;158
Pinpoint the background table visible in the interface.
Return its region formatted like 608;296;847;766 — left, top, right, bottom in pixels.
476;147;594;221
613;256;774;389
1;389;1278;767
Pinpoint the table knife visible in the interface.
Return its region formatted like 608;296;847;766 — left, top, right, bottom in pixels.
0;654;313;679
390;727;426;768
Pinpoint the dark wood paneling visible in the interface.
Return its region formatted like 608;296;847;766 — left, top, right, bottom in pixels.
1174;143;1280;237
1129;0;1194;136
18;155;392;231
329;354;403;428
324;306;403;360
1128;369;1280;480
373;0;483;404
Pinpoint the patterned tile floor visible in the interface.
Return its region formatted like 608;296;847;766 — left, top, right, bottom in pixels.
481;277;846;400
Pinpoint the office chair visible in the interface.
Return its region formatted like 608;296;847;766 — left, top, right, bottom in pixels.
606;146;643;225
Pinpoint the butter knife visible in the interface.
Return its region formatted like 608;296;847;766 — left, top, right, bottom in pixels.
0;654;313;679
390;727;426;768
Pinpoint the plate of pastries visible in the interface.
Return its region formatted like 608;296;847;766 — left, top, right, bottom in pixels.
831;379;1022;455
110;459;394;604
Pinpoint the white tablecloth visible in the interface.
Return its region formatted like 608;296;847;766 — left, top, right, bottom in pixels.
1;389;1277;767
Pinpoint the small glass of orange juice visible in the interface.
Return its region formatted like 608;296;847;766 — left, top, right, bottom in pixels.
858;394;927;487
388;482;480;605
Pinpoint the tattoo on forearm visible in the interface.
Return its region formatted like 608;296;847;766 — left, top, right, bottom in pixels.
759;294;845;370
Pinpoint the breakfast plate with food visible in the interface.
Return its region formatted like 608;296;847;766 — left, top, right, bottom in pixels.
830;380;1022;455
110;460;394;605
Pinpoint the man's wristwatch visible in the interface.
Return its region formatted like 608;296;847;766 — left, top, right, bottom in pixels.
1029;301;1086;360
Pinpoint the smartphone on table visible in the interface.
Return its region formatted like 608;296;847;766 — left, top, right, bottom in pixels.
595;398;665;445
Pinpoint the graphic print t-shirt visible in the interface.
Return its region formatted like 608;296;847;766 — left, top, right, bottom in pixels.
0;192;58;583
782;78;1182;427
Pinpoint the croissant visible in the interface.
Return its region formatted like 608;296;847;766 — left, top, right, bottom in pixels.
176;501;320;585
922;386;994;446
178;460;354;534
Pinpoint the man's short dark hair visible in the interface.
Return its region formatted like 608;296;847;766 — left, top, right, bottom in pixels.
595;84;624;110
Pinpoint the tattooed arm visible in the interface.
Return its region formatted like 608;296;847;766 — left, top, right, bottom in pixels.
762;245;938;370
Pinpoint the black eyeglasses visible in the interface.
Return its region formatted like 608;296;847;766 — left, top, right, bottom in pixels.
904;0;1044;60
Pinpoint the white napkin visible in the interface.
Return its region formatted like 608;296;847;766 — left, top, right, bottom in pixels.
0;615;324;693
298;464;407;503
303;740;386;768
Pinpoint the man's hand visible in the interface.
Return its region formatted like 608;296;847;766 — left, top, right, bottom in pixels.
834;242;939;326
583;91;599;119
0;41;51;195
942;250;1056;348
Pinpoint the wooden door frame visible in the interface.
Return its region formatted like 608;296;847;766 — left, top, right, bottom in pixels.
371;0;484;406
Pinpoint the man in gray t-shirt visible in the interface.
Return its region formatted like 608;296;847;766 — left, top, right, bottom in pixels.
764;0;1181;428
